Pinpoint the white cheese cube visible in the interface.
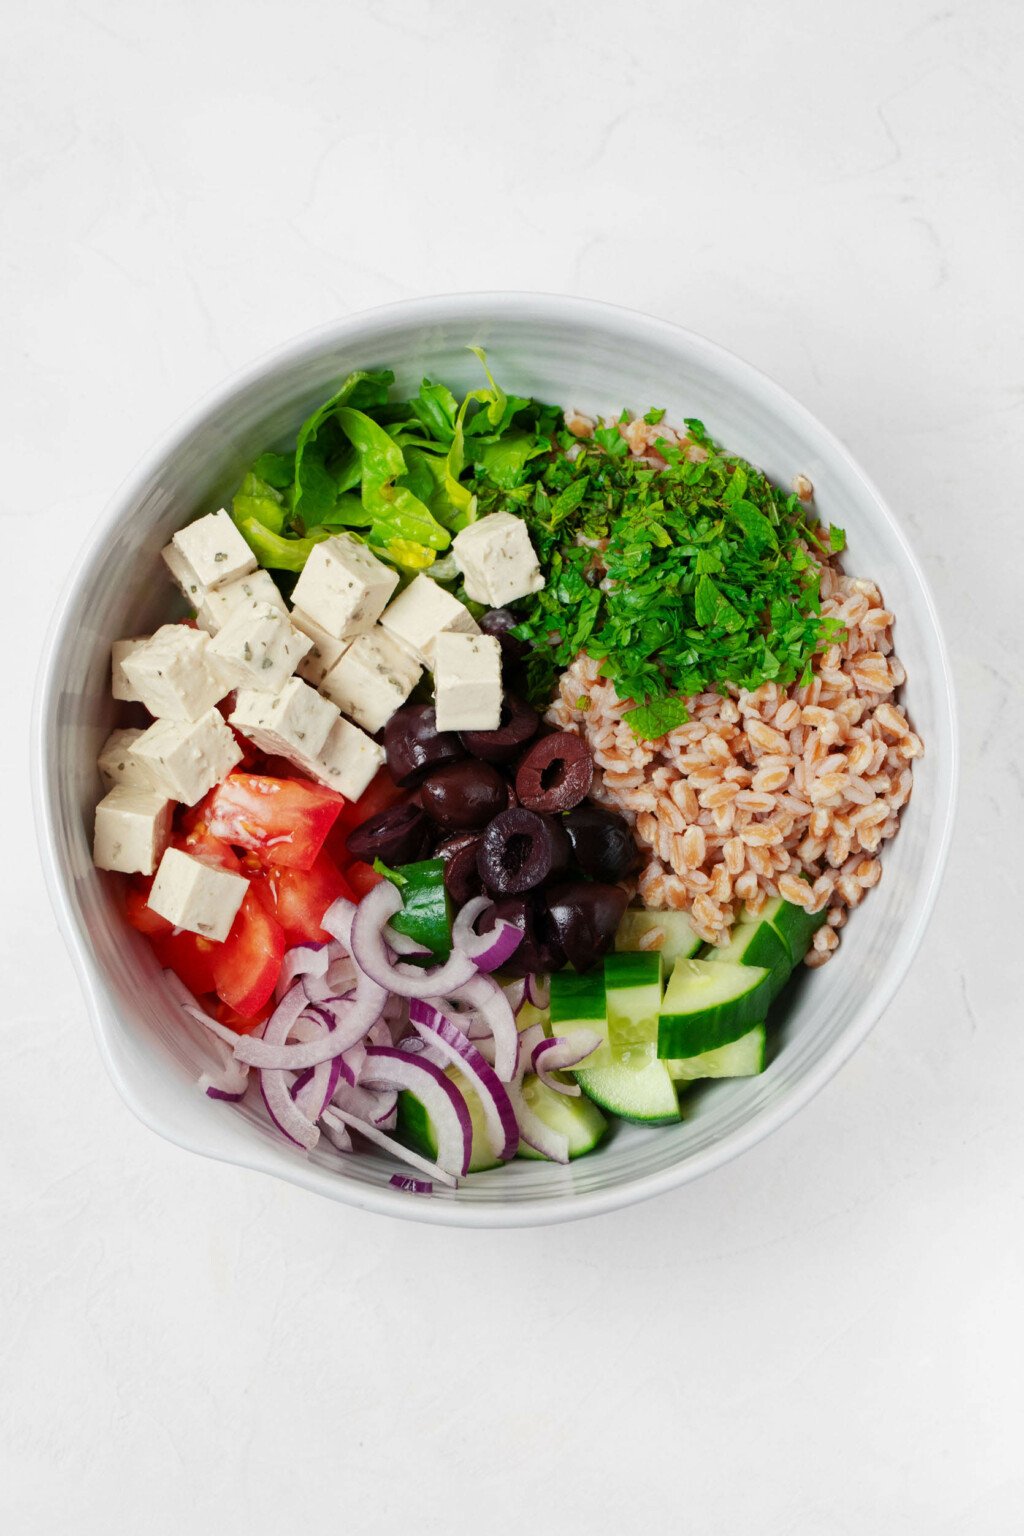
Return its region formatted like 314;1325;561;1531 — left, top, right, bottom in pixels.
97;728;155;791
197;569;286;634
320;630;422;734
161;543;207;606
206;601;312;694
433;633;503;732
147;847;248;943
294;717;385;800
291;534;399;639
171;509;257;591
451;512;545;606
378;574;480;667
120;624;226;722
230;677;339;765
290;607;352;686
132;708;243;806
111;637;150;702
93;786;173;875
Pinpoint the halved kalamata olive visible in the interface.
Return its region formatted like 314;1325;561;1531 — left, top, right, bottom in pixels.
460;694;540;765
476;807;570;896
564;805;642;883
420;760;509;831
478;608;527;665
384;703;465;787
436;833;484;907
476;896;565;977
515;731;594;813
542;881;629;973
346;802;434;865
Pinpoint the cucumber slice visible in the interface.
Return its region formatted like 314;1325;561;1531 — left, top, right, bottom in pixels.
575;1042;680;1125
605;951;664;1047
549;969;611;1069
738;896;826;965
615;909;701;964
704;919;791;1000
396;1072;502;1173
517;1076;608;1160
658;957;771;1058
665;1023;767;1082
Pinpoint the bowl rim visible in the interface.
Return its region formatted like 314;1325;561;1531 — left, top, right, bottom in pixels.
32;291;960;1227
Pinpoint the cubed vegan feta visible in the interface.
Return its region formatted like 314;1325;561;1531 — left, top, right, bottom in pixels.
170;509;257;591
97;728;155;791
433;632;503;732
290;607;352;686
294;716;385;800
93;786;173;875
206;601;312;694
378;574;480;666
120;624;226;722
451;512;545;606
319;629;422;734
147;847;248;943
197;569;287;634
290;534;399;639
229;677;339;765
132;708;243;806
111;636;150;702
161;542;207;605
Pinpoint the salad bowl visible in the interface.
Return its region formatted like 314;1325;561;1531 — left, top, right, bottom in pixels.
33;294;958;1226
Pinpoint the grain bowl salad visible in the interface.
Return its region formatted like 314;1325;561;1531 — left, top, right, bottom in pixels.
90;354;920;1188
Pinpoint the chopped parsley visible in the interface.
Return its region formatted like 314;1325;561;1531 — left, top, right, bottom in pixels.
491;420;846;739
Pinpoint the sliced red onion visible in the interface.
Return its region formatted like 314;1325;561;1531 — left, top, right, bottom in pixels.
322;896;356;948
256;984;322;1151
389;1175;433;1194
501;977;528;1015
360;1045;472;1177
303;954;358;1002
275;941;330;1002
331;1078;399;1128
322;1106;457;1189
350;880;476;997
163;971;239;1048
205;1084;247;1102
451;896;524;973
290;1015;343;1121
321;1114;353;1153
507;1022;569;1163
232;994;371;1070
385;925;433;959
531;1032;602;1095
444;972;517;1083
408;999;519;1161
525;972;551;1010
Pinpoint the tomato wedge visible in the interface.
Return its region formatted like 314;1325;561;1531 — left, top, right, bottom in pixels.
210;889;286;1020
203;774;344;871
345;860;385;900
254;851;355;946
336;767;405;834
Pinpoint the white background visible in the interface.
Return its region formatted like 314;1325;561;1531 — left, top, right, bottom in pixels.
3;1;1022;1531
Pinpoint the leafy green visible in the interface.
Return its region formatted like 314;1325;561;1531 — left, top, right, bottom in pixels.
251;452;295;489
234;518;332;572
643;407;666;426
232;473;287;535
623;696;690;741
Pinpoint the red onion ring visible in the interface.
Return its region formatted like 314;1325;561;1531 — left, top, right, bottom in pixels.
408;999;519;1161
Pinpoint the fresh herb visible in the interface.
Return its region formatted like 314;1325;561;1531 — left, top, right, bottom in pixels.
510;420;846;734
373;858;408;887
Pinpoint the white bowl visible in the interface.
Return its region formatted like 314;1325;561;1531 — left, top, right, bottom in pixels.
33;295;958;1227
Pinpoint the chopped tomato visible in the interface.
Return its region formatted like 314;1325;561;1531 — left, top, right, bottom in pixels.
203;773;344;871
345;860;385;900
178;821;246;872
207;996;272;1034
253;851;355;946
210;889;286;1020
151;929;219;997
124;881;172;936
336;767;405;834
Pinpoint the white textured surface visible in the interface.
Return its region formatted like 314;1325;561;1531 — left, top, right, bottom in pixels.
3;2;1021;1532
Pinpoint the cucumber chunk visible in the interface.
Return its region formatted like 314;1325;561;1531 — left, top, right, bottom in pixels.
704;918;792;999
605;951;664;1047
397;1072;502;1173
575;1043;680;1126
739;895;826;965
615;908;701;964
549;969;610;1069
658;957;771;1058
665;1023;767;1082
517;1077;608;1160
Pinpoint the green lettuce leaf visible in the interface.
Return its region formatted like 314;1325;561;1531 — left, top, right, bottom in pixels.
235;518;333;572
232;473;287;535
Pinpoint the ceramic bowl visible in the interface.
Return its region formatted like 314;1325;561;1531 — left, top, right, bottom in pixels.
33;294;958;1226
